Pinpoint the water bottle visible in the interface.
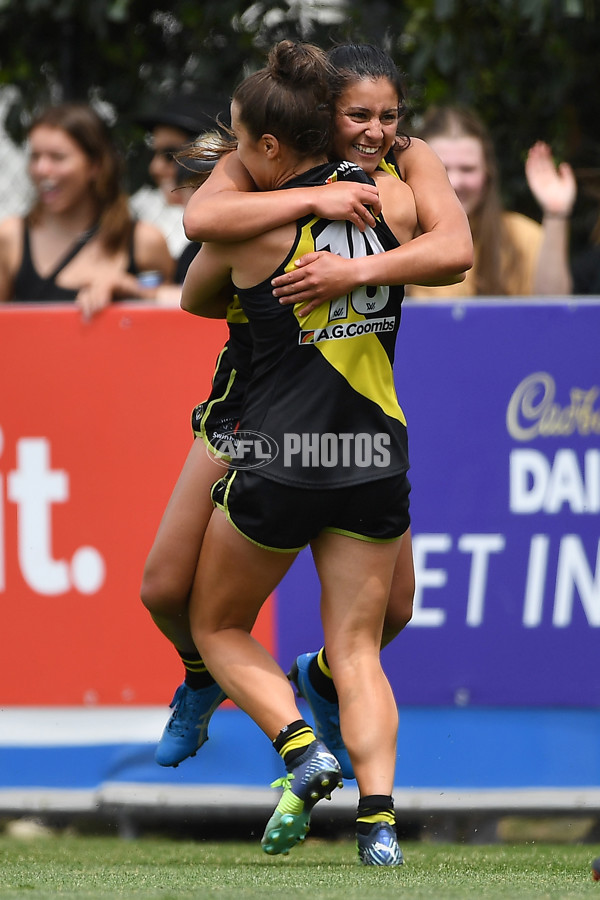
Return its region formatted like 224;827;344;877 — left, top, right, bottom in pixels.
137;270;162;289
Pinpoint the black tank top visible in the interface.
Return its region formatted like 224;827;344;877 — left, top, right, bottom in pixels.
13;220;139;301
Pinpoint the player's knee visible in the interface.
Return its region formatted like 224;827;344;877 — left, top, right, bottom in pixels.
388;601;413;633
383;583;414;639
139;573;163;614
140;565;187;616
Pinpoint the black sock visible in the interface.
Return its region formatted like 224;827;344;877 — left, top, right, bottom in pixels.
308;647;338;702
177;648;217;690
273;719;316;768
356;794;396;835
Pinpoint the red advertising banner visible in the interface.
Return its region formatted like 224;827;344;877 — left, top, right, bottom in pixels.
0;304;275;706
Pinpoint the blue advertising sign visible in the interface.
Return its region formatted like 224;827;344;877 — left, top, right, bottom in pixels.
276;300;600;707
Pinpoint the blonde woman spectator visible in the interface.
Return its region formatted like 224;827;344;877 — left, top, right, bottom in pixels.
407;106;576;299
0;103;173;317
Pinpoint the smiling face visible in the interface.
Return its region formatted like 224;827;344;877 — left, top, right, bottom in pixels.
427;135;488;217
331;77;400;174
28;125;99;215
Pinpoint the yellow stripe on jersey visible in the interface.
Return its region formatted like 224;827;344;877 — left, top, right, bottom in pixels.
226;293;249;324
377;156;401;179
316;328;406;425
291;215;321;261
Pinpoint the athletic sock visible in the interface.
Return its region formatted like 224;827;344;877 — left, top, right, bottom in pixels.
273;719;317;767
356;794;396;835
176;648;217;690
308;647;338;702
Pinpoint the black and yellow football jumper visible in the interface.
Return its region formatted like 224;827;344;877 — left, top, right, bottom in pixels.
193;153;401;460
211;160;411;551
235;160;408;488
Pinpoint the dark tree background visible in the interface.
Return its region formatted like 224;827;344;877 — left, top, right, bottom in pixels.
1;0;598;248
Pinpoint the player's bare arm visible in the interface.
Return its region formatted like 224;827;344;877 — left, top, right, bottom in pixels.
272;140;473;314
393;137;473;280
183;149;381;244
180;242;232;318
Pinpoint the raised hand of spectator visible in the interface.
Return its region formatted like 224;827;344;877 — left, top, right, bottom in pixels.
525;141;577;219
526;141;575;295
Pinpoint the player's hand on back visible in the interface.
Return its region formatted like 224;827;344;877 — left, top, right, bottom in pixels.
273;251;360;316
308;181;381;231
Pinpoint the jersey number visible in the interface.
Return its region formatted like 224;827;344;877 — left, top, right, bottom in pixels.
312;220;390;318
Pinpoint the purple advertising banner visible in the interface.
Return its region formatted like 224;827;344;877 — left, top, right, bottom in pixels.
276;300;600;707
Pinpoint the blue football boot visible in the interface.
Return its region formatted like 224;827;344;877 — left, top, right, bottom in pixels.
357;822;404;866
288;652;355;780
155;681;226;767
261;739;343;855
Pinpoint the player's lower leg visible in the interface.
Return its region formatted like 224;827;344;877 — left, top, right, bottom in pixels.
289;531;414;781
356;795;403;866
155;648;226;767
288;649;354;779
261;720;343;855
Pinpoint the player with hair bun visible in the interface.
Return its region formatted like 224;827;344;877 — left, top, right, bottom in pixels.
142;40;472;865
181;38;416;865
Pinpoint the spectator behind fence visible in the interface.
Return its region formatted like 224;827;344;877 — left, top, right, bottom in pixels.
120;91;229;305
407;106;576;299
118;144;224;306
0;102;174;318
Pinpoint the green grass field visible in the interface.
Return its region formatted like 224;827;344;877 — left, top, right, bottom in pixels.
0;834;598;899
